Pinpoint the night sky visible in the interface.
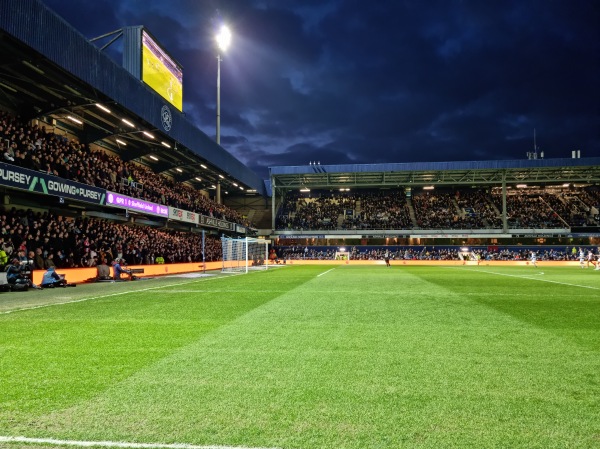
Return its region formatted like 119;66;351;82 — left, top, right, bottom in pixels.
44;0;599;179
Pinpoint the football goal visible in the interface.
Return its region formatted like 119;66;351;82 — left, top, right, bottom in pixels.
221;236;270;273
335;251;349;260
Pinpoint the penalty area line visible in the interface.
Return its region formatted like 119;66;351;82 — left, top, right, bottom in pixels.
0;436;283;449
448;267;600;291
317;268;335;277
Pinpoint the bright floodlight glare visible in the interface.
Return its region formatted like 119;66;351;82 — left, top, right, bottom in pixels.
216;25;231;52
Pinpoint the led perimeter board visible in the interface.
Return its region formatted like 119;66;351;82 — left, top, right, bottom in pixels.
123;26;183;112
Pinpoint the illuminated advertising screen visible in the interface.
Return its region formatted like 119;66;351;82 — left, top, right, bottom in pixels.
141;30;183;111
106;191;169;217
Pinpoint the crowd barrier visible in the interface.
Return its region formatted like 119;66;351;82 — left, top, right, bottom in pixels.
28;259;588;285
30;262;223;285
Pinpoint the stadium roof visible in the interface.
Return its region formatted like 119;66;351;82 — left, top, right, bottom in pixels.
269;157;600;193
0;0;266;197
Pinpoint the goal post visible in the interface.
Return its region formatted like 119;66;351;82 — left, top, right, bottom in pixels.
221;236;270;273
335;251;349;260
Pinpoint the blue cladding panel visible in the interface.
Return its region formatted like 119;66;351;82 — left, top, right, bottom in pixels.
0;0;266;195
122;26;142;79
269;157;600;176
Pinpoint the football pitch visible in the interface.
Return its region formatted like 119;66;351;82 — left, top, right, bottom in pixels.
0;265;599;449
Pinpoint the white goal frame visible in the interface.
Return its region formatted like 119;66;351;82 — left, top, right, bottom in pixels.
221;236;270;273
334;251;349;260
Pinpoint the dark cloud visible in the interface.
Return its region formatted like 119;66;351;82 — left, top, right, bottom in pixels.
43;0;600;179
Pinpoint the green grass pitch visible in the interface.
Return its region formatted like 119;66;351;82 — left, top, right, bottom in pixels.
0;265;599;449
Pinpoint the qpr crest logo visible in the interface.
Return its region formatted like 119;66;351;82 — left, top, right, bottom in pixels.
161;105;172;132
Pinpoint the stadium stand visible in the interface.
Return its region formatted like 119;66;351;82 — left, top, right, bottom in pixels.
0;206;222;269
0;111;251;228
274;186;600;232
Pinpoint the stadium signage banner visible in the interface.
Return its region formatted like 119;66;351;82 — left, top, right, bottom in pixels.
410;233;502;238
106;191;169;217
0;162;105;205
277;235;326;239
168;207;199;224
200;215;233;231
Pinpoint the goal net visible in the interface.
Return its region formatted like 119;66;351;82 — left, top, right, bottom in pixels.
221;237;270;273
335;251;349;260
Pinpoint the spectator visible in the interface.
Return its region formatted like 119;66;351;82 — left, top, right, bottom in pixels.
0;243;7;270
6;258;40;289
112;258;133;281
43;253;56;269
40;266;67;288
33;247;44;269
96;259;112;280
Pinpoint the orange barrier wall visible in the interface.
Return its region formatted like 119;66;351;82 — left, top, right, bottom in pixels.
31;259;584;285
31;261;222;285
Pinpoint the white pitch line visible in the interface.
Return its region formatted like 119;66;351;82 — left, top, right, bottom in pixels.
0;436;282;449
0;274;241;316
159;290;291;294
450;267;600;291
317;268;335;277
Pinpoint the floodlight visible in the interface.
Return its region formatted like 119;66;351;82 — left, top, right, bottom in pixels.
216;25;232;53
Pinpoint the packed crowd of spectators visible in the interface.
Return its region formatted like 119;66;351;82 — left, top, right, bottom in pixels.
276;193;354;230
412;192;465;229
277;191;412;231
276;187;599;231
0;207;221;272
491;193;566;228
2;114;599;273
342;191;411;230
472;247;573;261
541;191;600;227
273;245;595;262
276;246;339;260
0;111;251;227
539;193;580;226
455;190;503;228
577;189;600;215
349;247;459;261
